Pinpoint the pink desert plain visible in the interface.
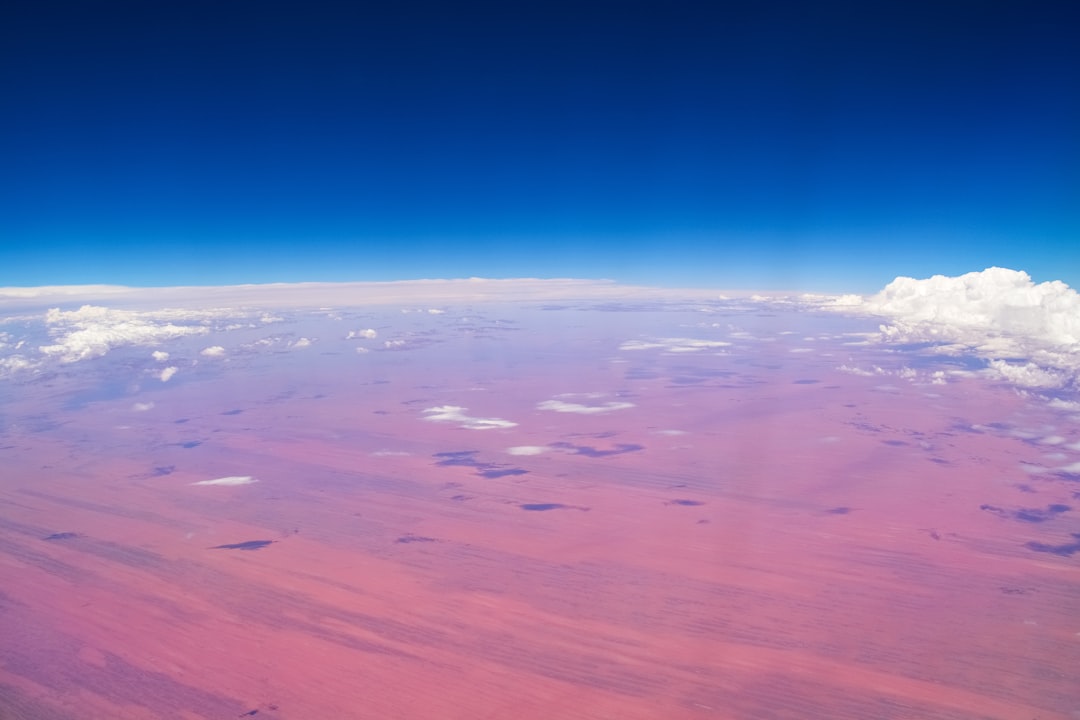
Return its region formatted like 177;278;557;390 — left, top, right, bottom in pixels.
1;271;1078;719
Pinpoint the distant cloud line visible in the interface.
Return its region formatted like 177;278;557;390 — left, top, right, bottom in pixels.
1;268;1078;390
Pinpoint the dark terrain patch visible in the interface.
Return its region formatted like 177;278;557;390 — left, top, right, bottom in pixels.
152;466;175;476
981;503;1070;522
221;409;243;415
395;534;438;544
433;450;528;479
179;440;202;449
551;442;643;458
1024;534;1080;557
667;499;704;507
882;439;908;446
521;503;567;511
793;379;820;384
825;507;851;515
43;532;80;541
211;540;275;551
479;468;529;479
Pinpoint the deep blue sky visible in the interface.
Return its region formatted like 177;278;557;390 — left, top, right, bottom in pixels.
1;0;1077;292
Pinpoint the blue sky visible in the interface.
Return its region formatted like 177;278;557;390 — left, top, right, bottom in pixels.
1;0;1077;292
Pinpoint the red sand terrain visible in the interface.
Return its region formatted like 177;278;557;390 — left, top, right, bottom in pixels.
2;326;1079;719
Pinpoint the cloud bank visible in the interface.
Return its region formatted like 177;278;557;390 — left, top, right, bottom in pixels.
39;305;215;363
836;268;1080;389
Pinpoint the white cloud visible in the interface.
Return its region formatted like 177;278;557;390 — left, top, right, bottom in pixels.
985;359;1068;389
38;305;231;363
291;337;312;349
347;329;378;339
0;355;35;375
151;350;170;362
422;405;517;430
200;345;226;357
192;476;257;486
159;366;178;382
619;337;731;353
507;445;547;455
537;399;635;414
384;339;406;349
833;268;1080;389
132;401;155;411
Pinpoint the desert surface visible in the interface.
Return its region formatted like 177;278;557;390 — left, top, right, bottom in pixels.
1;300;1078;719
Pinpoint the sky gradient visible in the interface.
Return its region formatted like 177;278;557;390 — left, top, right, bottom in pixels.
2;0;1077;292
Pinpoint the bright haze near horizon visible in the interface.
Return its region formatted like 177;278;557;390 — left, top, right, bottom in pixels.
1;0;1078;292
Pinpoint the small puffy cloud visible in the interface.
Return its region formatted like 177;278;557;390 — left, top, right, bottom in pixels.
427;308;445;315
355;346;370;354
131;401;155;411
620;338;731;353
0;355;36;375
985;360;1068;389
291;337;312;349
347;329;377;339
151;350;170;362
507;445;548;455
384;339;407;349
422;405;517;430
160;366;178;382
537;399;635;414
200;345;226;357
192;476;257;486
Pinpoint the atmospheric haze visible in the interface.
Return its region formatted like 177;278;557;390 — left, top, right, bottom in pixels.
1;268;1079;719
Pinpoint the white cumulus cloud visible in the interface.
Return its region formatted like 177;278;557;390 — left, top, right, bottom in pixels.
347;329;378;339
200;345;226;357
159;366;178;382
422;405;517;430
830;268;1080;389
537;399;636;414
507;445;548;455
36;305;243;363
152;350;170;362
620;337;731;353
192;476;257;486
